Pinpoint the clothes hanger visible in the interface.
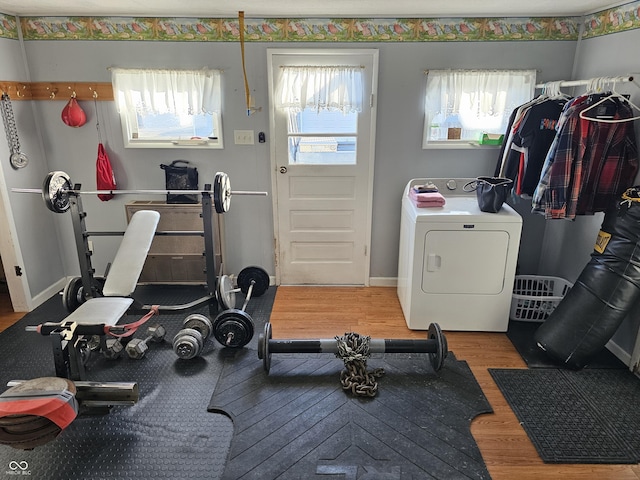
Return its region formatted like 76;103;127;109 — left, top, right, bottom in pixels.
579;77;640;123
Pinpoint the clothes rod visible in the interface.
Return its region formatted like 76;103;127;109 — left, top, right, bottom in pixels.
535;75;634;89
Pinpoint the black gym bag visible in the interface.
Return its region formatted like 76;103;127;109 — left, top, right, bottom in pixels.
160;160;199;204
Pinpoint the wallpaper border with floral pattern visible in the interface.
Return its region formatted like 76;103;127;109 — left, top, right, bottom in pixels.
0;1;636;42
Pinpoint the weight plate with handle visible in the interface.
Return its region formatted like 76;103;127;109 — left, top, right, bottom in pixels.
62;277;85;313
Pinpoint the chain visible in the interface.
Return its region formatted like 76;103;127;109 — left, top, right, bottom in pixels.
0;93;20;155
335;332;384;397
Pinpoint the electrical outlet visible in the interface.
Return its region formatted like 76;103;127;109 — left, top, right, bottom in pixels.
234;130;255;145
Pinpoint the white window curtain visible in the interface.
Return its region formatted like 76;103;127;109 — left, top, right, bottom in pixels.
275;65;364;113
425;69;536;134
111;68;222;115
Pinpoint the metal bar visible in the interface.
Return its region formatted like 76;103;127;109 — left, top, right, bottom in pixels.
268;338;437;354
11;187;267;196
535;75;634;89
86;230;204;237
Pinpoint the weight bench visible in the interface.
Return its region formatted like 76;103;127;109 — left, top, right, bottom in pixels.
29;210;161;379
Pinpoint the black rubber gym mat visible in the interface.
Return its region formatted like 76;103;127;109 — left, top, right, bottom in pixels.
0;284;276;480
489;368;640;464
209;349;493;479
506;321;626;369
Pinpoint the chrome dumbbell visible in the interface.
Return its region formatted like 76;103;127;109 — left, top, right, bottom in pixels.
126;324;166;359
173;314;213;360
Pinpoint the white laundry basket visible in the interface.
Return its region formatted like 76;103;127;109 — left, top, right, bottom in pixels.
510;275;573;322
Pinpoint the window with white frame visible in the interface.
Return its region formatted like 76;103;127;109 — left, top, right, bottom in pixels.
275;65;363;165
423;69;536;147
111;68;223;149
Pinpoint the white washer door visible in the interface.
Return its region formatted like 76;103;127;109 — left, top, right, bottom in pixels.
421;229;510;295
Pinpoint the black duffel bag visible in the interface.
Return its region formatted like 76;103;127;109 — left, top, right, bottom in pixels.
160;160;199;204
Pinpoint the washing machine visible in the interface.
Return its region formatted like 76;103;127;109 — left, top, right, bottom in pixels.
397;178;522;332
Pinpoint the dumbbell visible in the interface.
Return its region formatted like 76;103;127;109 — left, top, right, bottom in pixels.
126;324;166;359
257;322;448;374
173;314;213;360
212;266;269;348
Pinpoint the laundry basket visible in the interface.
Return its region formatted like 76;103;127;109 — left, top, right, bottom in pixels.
509;275;573;322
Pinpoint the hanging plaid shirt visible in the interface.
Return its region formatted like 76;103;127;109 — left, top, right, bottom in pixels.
532;95;638;219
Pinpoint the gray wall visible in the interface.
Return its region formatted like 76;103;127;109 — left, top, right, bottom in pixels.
15;39;576;289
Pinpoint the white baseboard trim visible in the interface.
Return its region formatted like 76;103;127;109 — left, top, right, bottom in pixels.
30;278;66;311
369;277;397;287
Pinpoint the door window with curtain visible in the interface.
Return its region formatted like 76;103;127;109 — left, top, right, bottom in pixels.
275;65;363;164
423;69;536;147
111;68;223;149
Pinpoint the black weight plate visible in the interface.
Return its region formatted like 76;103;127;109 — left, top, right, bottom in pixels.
428;322;448;372
212;309;254;348
213;172;231;214
42;171;72;213
237;266;269;297
62;277;84;313
257;322;272;373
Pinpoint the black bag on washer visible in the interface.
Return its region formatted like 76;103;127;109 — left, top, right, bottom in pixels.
464;176;513;213
160;160;199;204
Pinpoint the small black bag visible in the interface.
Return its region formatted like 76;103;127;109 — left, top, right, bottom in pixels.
160;160;199;204
463;176;513;213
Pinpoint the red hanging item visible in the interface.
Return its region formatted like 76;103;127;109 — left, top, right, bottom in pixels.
61;94;86;127
96;143;116;201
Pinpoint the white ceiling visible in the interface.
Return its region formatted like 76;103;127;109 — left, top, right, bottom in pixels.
0;0;628;18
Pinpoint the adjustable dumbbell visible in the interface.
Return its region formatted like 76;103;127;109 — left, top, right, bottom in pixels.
126;324;166;359
257;322;448;374
173;314;213;360
212;266;269;348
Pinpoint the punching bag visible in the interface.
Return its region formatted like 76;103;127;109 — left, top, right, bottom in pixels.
535;186;640;369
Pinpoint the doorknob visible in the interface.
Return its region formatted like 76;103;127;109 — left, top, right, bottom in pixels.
279;166;287;174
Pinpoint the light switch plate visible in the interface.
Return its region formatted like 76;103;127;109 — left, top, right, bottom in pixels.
234;130;255;145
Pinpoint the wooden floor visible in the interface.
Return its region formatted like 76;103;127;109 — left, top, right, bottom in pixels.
1;285;639;479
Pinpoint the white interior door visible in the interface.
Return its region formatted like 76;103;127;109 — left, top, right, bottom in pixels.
268;49;378;285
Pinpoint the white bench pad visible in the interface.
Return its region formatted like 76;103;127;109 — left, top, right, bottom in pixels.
65;297;134;326
102;210;160;297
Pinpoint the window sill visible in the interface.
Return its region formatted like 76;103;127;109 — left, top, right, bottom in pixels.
422;140;502;150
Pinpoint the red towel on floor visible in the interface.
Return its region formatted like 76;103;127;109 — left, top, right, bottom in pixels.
409;190;446;207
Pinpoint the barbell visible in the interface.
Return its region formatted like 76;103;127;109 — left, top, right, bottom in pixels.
11;170;268;214
257;321;448;374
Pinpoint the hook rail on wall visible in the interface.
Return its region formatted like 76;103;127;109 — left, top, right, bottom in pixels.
0;81;113;101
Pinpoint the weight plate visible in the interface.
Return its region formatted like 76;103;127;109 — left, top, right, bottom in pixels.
428;322;448;372
213;172;231;214
173;328;204;360
42;171;72;213
217;275;236;310
62;277;84;313
183;314;213;340
258;322;272;373
9;151;28;169
237;266;270;297
212;309;254;348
